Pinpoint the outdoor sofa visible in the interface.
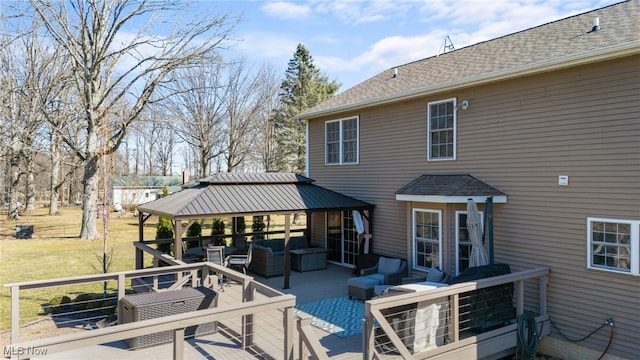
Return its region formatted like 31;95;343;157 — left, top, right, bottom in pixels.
249;236;310;278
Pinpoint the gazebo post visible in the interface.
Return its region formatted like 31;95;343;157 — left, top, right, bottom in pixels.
283;214;291;289
175;219;182;261
136;211;144;269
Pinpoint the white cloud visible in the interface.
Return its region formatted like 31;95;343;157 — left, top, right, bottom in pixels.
260;1;312;20
317;0;414;25
236;31;298;61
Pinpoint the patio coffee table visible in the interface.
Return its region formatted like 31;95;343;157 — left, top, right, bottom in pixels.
290;248;328;272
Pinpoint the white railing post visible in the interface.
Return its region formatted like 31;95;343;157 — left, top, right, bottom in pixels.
451;293;459;342
117;274;126;323
11;285;19;344
173;328;184;360
284;306;294;360
298;317;310;359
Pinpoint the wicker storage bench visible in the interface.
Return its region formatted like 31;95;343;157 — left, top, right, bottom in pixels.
119;287;217;348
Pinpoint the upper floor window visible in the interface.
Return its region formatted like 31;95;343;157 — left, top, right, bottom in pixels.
427;99;456;160
587;217;639;275
326;116;359;165
413;209;442;270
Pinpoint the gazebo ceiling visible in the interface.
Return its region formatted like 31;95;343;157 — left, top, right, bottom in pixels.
136;172;373;219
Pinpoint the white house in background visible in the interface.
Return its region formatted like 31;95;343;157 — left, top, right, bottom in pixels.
111;176;183;210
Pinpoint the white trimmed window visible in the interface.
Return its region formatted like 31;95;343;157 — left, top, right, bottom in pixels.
325;116;359;165
413;209;442;270
427;99;456;160
587;218;639;275
455;210;484;275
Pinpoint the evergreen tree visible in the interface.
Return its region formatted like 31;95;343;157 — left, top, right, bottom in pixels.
271;44;340;173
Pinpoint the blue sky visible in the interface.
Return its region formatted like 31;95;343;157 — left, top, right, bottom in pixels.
205;0;620;92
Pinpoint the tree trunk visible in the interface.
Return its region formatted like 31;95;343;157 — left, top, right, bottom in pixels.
25;167;36;213
49;131;61;215
8;166;20;220
80;156;100;239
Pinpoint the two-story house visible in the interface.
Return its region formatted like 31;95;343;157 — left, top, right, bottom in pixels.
298;1;639;359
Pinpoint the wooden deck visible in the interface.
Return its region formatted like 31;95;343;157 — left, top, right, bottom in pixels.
5;258;551;360
10;264;364;360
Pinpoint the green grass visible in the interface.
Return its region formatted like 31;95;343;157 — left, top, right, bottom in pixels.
0;207;157;330
0;207;306;330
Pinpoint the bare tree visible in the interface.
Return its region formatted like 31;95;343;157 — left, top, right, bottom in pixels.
164;62;228;178
252;64;281;172
224;58;262;172
29;0;236;238
0;20;52;218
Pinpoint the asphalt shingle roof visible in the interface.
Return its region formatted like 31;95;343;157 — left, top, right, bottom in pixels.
137;173;373;218
396;175;506;198
299;0;639;119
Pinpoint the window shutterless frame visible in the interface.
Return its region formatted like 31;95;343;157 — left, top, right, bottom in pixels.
587;217;639;275
427;98;457;161
412;208;442;271
325;116;359;165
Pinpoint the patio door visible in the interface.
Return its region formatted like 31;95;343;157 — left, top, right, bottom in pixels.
326;211;358;267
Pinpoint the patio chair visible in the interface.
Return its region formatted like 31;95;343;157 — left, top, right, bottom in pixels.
226;243;253;274
206;246;227;290
348;256;407;300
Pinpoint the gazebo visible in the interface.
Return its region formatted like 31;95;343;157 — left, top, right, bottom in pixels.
136;172;374;288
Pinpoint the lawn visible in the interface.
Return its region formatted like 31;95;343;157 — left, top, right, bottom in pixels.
0;206;157;330
0;206;303;331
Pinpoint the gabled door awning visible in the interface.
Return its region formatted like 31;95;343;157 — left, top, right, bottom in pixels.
395;174;507;203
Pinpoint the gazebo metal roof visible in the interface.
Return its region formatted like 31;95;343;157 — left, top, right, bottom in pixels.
137;172;373;219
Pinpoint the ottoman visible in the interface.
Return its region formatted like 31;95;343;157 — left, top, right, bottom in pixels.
347;277;379;300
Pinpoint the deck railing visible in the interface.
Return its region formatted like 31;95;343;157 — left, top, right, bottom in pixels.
363;267;550;360
4;262;297;360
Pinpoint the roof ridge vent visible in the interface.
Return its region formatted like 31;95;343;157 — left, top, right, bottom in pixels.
591;17;600;32
393;68;398;78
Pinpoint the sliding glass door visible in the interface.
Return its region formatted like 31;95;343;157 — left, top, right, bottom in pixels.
326;211;358;267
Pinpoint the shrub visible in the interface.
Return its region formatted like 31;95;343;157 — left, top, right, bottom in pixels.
252;216;265;240
212;218;226;246
187;220;202;237
185;220;202;249
156;217;173;254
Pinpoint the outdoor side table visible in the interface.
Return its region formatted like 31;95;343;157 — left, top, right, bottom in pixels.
290;248;328;272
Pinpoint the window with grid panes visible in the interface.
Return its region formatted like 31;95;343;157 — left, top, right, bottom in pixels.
413;209;442;270
325;116;358;165
588;218;639;275
427;99;456;160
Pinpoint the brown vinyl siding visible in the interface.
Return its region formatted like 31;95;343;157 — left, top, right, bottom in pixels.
307;55;639;358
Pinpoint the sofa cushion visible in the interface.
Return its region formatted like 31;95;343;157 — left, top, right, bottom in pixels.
377;257;401;275
426;267;444;282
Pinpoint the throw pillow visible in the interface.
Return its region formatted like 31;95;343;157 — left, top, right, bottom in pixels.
426;267;444;282
377;257;401;275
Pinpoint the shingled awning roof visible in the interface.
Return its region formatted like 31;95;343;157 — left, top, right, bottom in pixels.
137;173;373;219
298;1;639;120
396;175;507;204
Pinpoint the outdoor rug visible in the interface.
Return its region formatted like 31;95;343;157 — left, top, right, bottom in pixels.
294;296;364;338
